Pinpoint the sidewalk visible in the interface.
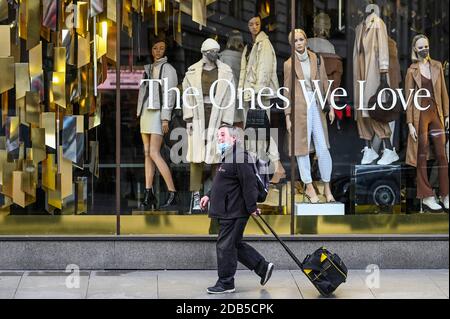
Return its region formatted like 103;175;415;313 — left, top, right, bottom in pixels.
0;270;448;299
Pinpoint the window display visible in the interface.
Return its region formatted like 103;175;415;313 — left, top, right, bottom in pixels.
0;0;448;236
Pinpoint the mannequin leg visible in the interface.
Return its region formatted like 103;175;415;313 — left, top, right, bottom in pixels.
416;117;434;199
149;134;176;192
190;162;204;193
428;119;449;198
142;133;156;189
296;102;319;203
263;99;286;184
383;138;393;150
310;105;334;202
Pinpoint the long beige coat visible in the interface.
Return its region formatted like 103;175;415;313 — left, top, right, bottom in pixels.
238;31;279;102
182;59;235;164
283;50;330;157
405;60;449;167
353;12;390;119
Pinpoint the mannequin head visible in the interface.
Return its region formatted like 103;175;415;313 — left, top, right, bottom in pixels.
313;13;331;39
289;29;308;54
152;40;166;61
365;4;380;18
226;30;245;52
201;38;221;64
412;34;430;62
248;16;262;39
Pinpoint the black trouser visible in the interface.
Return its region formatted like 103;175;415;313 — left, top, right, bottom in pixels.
216;217;267;289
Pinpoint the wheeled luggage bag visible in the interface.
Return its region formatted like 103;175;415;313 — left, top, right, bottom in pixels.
258;215;348;297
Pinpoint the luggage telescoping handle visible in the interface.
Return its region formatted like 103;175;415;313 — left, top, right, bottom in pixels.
257;215;304;270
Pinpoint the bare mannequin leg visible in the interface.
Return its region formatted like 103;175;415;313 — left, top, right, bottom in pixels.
149;134;176;192
304;183;320;203
142;133;156;189
323;183;336;202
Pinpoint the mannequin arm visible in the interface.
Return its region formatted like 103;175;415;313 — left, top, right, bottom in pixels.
408;123;418;142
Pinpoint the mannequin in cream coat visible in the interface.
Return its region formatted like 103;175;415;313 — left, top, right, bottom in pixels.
239;15;286;184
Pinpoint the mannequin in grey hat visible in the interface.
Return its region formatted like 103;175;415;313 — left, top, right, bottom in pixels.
183;38;236;214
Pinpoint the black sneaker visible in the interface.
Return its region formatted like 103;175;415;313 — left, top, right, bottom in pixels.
206;285;236;295
260;262;274;286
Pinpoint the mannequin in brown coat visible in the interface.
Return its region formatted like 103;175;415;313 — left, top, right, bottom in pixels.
284;29;336;203
405;35;449;212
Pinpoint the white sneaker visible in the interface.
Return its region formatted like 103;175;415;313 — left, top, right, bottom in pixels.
441;195;449;211
377;148;399;165
423;196;443;213
361;147;379;165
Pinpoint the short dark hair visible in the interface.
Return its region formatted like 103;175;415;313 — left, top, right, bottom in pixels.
219;124;241;142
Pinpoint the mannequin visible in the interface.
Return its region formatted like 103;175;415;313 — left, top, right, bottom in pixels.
238;15;286;184
136;40;178;210
284;29;336;203
405;35;449;212
220;30;246;128
183;38;235;214
308;13;345;129
353;4;399;165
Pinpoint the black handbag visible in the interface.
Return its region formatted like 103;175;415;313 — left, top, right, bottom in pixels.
245;108;271;155
368;83;402;123
245;108;270;129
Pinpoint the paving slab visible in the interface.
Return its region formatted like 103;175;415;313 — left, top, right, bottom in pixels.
86;271;158;299
14;271;89;299
0;272;23;299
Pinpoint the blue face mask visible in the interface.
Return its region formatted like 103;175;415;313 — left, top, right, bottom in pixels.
217;143;231;155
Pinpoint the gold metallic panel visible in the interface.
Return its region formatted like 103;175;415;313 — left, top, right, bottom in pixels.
174;8;182;45
31;128;46;165
42;153;57;191
77;34;91;68
1;162;15;198
0;148;6;186
106;23;117;63
25;91;40;126
107;0;117;22
0;0;8;22
95;21;108;59
15;63;30;100
28;43;42;76
12;171;35;208
1;91;8;127
89;104;101;129
5;116;19;154
123;0;132;36
22;160;37;196
18;0;27;40
54;47;66;73
16;97;27;126
26;0;41;50
75;2;89;37
52;72;66;108
59;146;73;199
0;215;118;235
0;57;14;94
40;112;56;149
75;177;87;214
47;176;62;209
0;25;10;57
